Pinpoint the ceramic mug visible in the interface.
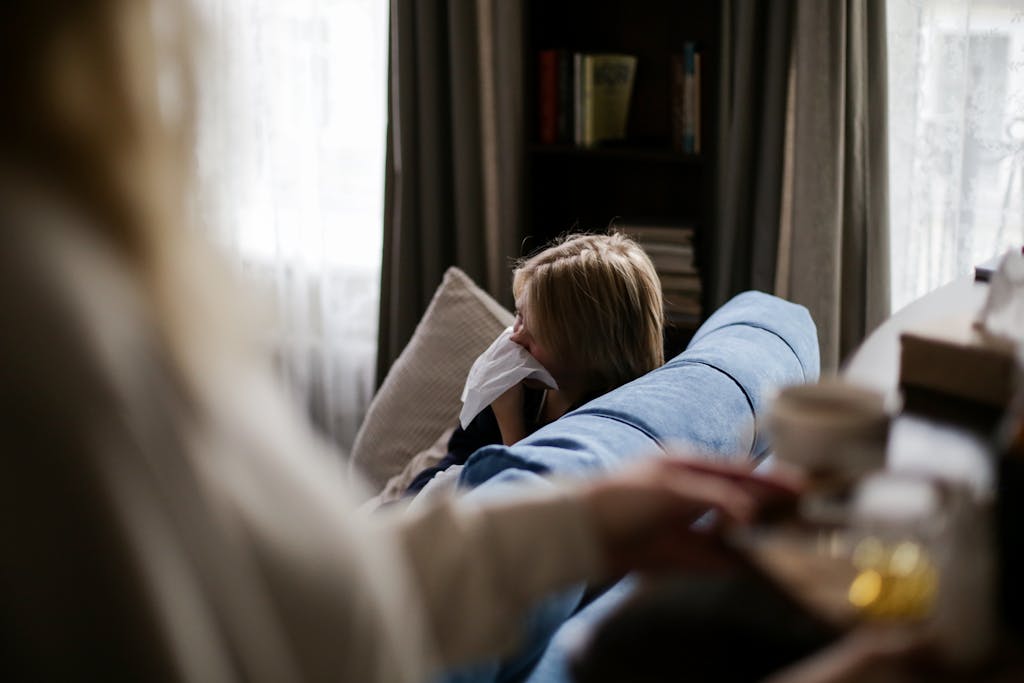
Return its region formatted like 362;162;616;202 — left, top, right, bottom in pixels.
769;381;890;477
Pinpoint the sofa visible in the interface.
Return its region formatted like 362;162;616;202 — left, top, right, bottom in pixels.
350;267;819;683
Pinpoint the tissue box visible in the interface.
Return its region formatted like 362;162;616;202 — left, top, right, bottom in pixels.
899;316;1017;408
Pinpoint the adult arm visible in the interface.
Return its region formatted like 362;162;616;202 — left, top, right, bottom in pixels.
389;458;774;667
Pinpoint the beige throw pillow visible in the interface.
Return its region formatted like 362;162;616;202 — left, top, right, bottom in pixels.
361;426;456;511
350;267;513;496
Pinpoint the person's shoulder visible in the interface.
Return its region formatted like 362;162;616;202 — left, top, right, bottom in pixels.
0;185;144;318
0;187;151;405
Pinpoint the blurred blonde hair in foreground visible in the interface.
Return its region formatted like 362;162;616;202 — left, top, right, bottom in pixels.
1;6;432;681
0;1;246;394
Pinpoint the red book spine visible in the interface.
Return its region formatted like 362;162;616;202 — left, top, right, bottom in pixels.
556;50;573;143
538;49;558;145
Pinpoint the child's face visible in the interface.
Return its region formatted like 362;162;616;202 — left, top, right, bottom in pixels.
510;297;565;385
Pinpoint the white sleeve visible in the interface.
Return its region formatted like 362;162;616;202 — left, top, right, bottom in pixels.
391;485;606;665
207;371;604;680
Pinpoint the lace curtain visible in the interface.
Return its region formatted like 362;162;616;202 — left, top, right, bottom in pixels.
888;0;1024;311
194;0;389;452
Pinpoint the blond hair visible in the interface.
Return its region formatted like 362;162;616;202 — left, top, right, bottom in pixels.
512;233;664;400
0;1;252;400
0;2;196;260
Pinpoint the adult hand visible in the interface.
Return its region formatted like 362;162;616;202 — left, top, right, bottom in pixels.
580;457;801;576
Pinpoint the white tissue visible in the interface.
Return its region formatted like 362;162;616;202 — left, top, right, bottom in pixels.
458;327;558;429
975;249;1024;343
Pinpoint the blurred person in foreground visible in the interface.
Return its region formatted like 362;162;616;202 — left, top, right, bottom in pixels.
0;2;794;682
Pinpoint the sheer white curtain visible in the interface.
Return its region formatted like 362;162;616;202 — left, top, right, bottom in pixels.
888;0;1024;312
195;0;389;452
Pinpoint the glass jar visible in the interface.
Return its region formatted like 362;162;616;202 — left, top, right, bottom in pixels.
848;472;995;668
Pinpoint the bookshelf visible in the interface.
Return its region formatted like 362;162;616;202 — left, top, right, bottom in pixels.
523;0;721;356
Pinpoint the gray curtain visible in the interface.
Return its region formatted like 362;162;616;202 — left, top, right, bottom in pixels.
713;0;795;306
778;0;890;371
715;0;890;372
378;0;525;383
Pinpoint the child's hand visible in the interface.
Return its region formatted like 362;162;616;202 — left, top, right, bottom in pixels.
491;382;527;445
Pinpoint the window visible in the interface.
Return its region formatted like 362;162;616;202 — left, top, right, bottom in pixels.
195;0;390;450
888;0;1024;311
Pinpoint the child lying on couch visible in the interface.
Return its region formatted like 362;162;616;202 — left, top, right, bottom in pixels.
394;235;821;683
406;232;665;497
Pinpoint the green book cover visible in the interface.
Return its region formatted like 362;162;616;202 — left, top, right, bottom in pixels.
581;54;638;147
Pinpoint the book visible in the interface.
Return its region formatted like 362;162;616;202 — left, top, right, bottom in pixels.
577;53;638;147
538;49;559;145
664;294;702;317
643;243;695;261
611;218;702;316
671;43;701;154
613;221;695;246
659;273;702;292
538;49;574;145
693;52;702;154
647;251;697;276
574;53;584;145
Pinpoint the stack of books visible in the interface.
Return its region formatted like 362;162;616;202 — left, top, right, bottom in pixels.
615;221;702;321
538;50;637;148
